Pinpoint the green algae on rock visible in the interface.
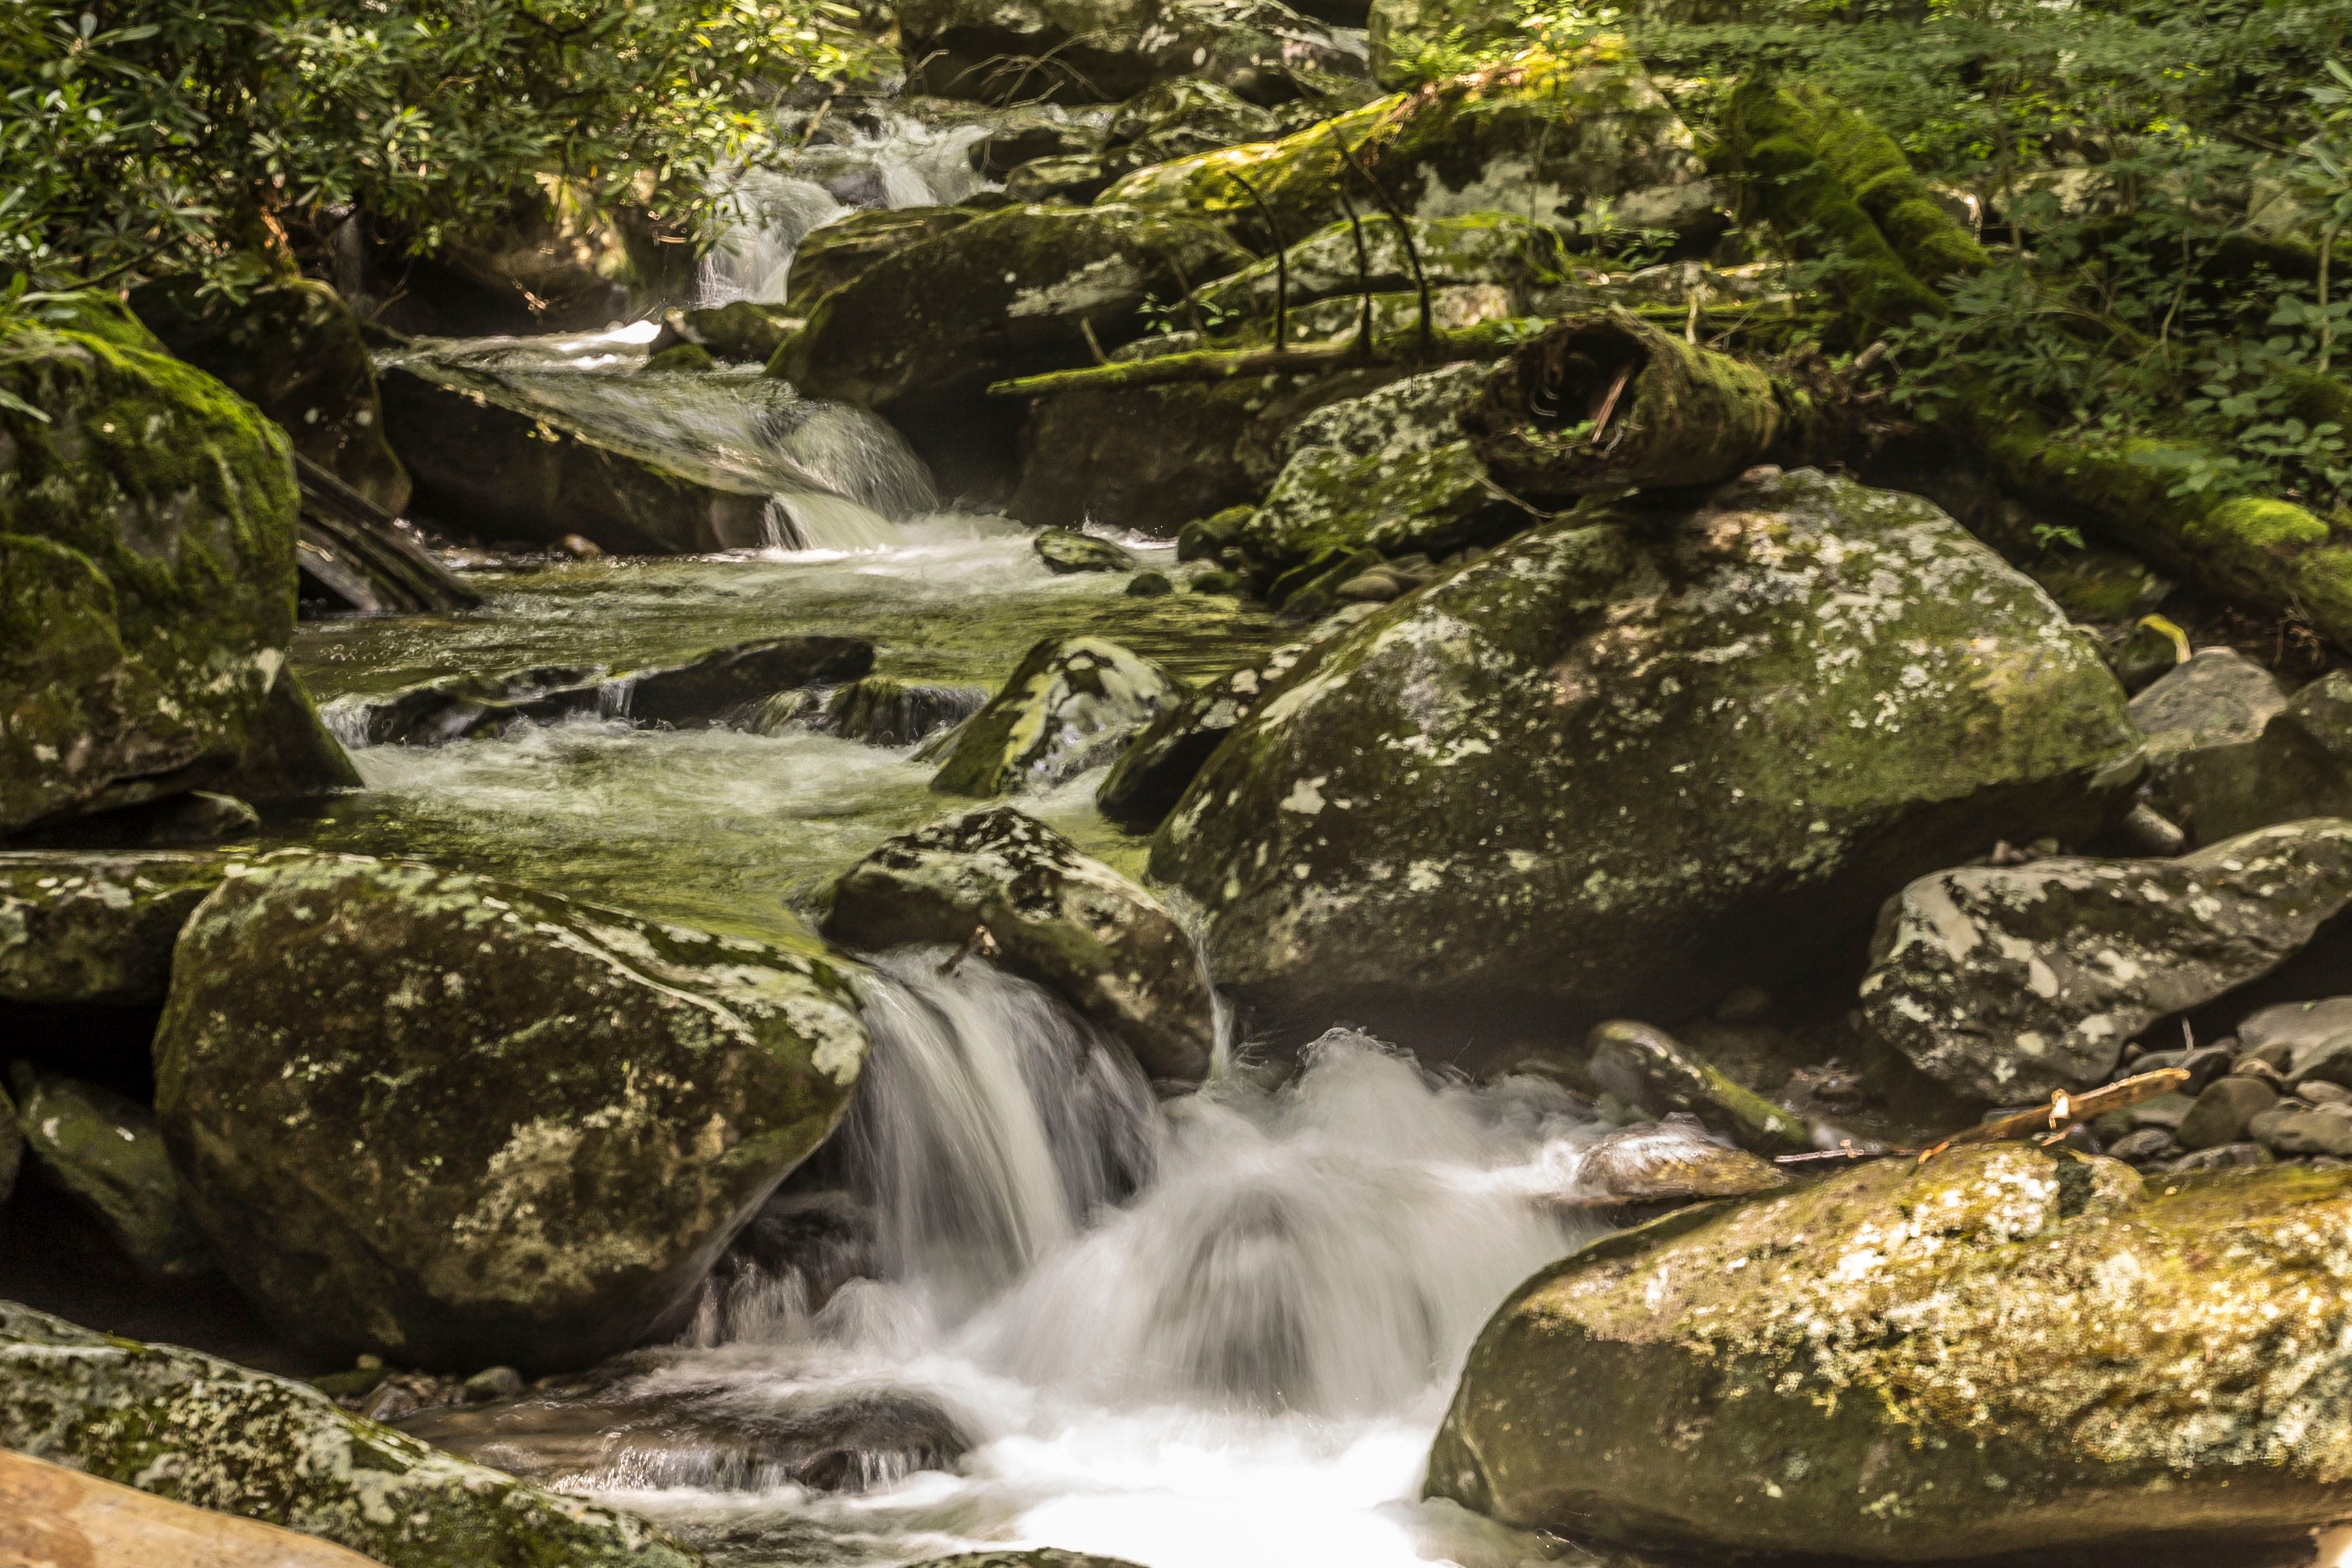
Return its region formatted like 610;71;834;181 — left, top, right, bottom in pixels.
0;850;229;1004
8;1064;213;1280
1;299;301;835
931;636;1188;797
1426;1145;2352;1562
154;853;867;1371
1149;468;2141;1043
787;206;979;309
1586;1019;1812;1156
824;804;1216;1081
1035;527;1139;574
0;1302;707;1568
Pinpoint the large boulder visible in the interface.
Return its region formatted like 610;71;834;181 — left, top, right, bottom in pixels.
154;854;868;1370
1100;43;1722;250
1193;213;1578;327
772;204;1250;493
0;1303;704;1568
8;1065;212;1280
1;295;299;834
1098;638;1328;828
932;636;1188;796
1858;821;2352;1102
2138;664;2352;847
1100;80;1284;180
898;0;1360;106
129;277;411;517
787;206;977;308
823;805;1216;1081
1426;1145;2352;1563
1;851;228;1004
0;1448;386;1568
1149;468;2142;1047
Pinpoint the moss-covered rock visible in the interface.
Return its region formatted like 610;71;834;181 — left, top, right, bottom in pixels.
932;636;1187;796
1586;1019;1812;1155
0;851;228;1004
1426;1145;2352;1562
1151;468;2141;1042
1035;527;1139;572
1100;44;1721;250
153;853;868;1371
897;0;1359;105
789;676;991;747
1194;212;1579;329
789;206;978;308
824;805;1215;1081
973;110;1109;179
1861;821;2352;1102
640;342;719;375
1366;0;1522;85
9;1065;212;1280
1004;154;1119;205
0;299;300;835
1568;1121;1788;1207
1098;633;1351;828
0;1302;706;1567
649;299;806;363
129;277;411;517
1101;80;1283;179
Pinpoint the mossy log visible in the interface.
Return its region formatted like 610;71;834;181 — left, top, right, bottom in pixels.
1788;87;1986;285
1466;312;1800;497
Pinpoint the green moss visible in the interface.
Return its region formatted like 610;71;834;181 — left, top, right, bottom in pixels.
642;342;719;374
1796;88;1987;284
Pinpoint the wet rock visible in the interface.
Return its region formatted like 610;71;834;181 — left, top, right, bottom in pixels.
1004;155;1118;205
971;110;1106;178
774;204;1250;492
1127;570;1174;596
1568;1120;1788;1206
130;277;410;517
378;359;779;554
2102;1126;2178;1163
1243;440;1520;582
0;852;227;1004
1195;214;1576;330
1859;821;2352;1102
1;293;300;836
1426;1143;2352;1562
825;804;1215;1081
786;207;978;310
898;0;1359;106
33;789;259;849
1100;80;1282;177
154;853;868;1370
2178;1075;2280;1150
931;636;1186;796
331;663;608;747
1035;527;1139;573
2250;1105;2352;1158
403;1369;970;1494
2169;1139;2274;1172
649;299;803;364
1152;470;2139;1038
1585;1022;1812;1156
0;1302;702;1568
214;673;365;803
1096;639;1326;830
908;1556;1145;1568
9;1064;212;1280
766;676;991;747
1102;43;1721;250
0;1448;388;1568
463;1366;527;1403
642;343;719;374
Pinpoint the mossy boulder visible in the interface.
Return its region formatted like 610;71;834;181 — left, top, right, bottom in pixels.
0;851;228;1004
823;805;1216;1081
0;1302;706;1568
897;0;1358;105
649;299;802;364
1098;637;1329;828
129;276;411;517
1101;80;1282;179
1426;1145;2352;1562
1035;527;1139;572
1861;821;2352;1102
1193;212;1578;329
1150;468;2141;1046
1099;44;1721;250
1;297;300;835
931;636;1187;796
9;1065;212;1281
787;206;977;308
153;853;868;1371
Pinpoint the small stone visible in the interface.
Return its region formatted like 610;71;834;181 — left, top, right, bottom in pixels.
1125;571;1173;597
2127;1092;2195;1130
2249;1105;2352;1157
1333;570;1403;603
2176;1075;2278;1151
2289;1027;2352;1090
555;533;605;559
463;1365;525;1403
1190;568;1243;595
2232;1055;2291;1089
2103;1126;2178;1164
2165;1141;2273;1173
2304;1080;2352;1106
2117;802;2186;856
1034;527;1137;574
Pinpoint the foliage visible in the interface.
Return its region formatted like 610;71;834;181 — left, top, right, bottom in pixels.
0;0;872;291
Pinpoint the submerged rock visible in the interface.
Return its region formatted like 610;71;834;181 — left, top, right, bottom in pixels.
649;299;803;363
932;636;1187;796
0;851;228;1004
824;804;1215;1081
898;0;1358;105
1152;469;2140;1040
1426;1145;2352;1563
1034;527;1139;573
770;676;992;747
1859;821;2352;1102
0;1302;704;1568
8;1064;212;1280
154;853;868;1370
1;293;299;835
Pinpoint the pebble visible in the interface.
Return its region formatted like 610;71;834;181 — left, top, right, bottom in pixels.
2104;1127;2179;1164
462;1365;525;1403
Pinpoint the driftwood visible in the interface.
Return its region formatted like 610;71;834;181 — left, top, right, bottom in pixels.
1771;1066;2195;1170
294;454;480;616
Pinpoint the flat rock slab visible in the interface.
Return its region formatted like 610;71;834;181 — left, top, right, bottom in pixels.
0;1448;385;1568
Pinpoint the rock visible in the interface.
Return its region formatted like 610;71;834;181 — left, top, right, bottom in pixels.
328;663;607;747
786;207;977;309
214;672;365;803
0;1448;384;1568
971;110;1106;178
1101;43;1722;250
649;299;803;363
1035;527;1139;572
1100;80;1282;178
402;1367;970;1493
0;1302;704;1568
1426;1143;2352;1562
898;0;1359;106
1126;570;1174;596
0;852;227;1004
1367;0;1516;82
1151;470;2139;1041
154;853;868;1369
1585;1021;1812;1156
129;277;410;517
1096;639;1324;829
826;805;1215;1081
773;204;1250;493
0;1082;17;1211
9;1064;212;1279
2114;615;2190;692
1567;1120;1788;1206
35;788;259;849
1194;214;1576;329
931;636;1186;796
2177;1075;2281;1150
642;343;719;374
2140;668;2352;847
762;676;991;747
2102;1125;2178;1162
1004;154;1119;205
1241;440;1520;582
2169;1140;2274;1172
462;1366;527;1403
904;1552;1143;1568
1;293;300;835
2240;997;2352;1064
2249;1105;2352;1158
2129;647;2294;845
1859;821;2352;1102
